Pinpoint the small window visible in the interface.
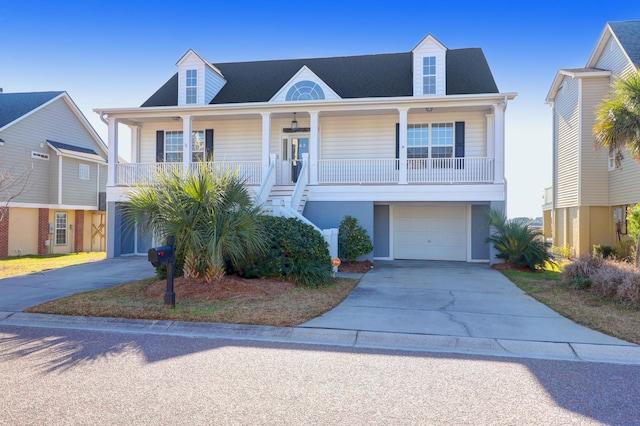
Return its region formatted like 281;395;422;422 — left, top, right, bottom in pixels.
186;69;197;104
407;124;429;158
608;153;616;171
55;212;67;245
79;164;90;180
407;123;454;158
192;130;205;162
422;56;436;95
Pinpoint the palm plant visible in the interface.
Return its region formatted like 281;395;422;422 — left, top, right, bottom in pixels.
486;209;555;271
124;162;265;283
594;70;640;266
593;70;640;167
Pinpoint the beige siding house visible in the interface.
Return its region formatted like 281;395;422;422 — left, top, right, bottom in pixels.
0;91;108;257
545;20;640;256
96;34;516;263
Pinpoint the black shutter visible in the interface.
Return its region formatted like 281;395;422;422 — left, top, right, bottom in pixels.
455;122;465;169
205;129;214;161
455;122;465;157
395;123;400;169
156;130;164;162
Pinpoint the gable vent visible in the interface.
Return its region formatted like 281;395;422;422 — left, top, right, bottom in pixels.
31;151;49;160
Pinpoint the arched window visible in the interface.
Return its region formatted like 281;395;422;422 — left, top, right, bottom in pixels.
285;81;325;101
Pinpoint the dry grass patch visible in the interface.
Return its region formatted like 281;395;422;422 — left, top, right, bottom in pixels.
502;268;640;345
0;252;106;278
25;275;359;327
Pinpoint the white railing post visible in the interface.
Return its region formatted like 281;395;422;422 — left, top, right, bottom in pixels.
181;115;192;176
107;117;118;186
398;108;408;184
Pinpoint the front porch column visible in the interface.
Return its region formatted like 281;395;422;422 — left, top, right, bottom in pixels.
107;117;119;186
181;115;192;174
398;108;408;184
309;111;319;185
260;112;272;176
493;101;506;184
128;124;140;163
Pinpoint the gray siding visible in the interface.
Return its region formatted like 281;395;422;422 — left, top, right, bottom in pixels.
303;201;374;261
373;204;390;258
554;76;580;208
60;157;99;206
579;77;610;206
609;157;640;206
0;97;105;206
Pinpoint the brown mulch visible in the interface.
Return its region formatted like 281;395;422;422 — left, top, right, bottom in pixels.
144;274;295;301
338;260;374;273
491;262;533;272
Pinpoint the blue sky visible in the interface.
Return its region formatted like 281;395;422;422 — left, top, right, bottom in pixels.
1;1;639;218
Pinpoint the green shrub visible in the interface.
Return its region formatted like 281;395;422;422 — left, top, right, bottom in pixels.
486;209;555;271
593;244;615;259
614;239;635;262
238;216;332;286
338;215;373;261
550;245;573;259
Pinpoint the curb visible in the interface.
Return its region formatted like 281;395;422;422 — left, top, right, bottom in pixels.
1;312;639;365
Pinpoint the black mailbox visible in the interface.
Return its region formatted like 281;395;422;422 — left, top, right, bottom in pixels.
148;245;174;267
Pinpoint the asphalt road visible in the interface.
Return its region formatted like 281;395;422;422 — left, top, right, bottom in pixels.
1;325;639;425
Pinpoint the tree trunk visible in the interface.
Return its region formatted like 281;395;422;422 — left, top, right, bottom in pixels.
636;233;640;268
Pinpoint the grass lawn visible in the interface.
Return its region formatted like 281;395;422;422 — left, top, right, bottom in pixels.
0;252;106;279
501;265;640;345
25;276;359;327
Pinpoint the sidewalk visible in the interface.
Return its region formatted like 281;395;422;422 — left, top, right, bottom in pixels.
0;258;639;365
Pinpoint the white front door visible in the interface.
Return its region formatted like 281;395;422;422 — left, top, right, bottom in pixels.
279;135;309;184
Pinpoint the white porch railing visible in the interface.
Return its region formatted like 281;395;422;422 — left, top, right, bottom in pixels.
318;157;494;184
116;161;262;186
318;159;400;184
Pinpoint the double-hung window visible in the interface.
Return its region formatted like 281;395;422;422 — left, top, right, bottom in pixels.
422;56;436;95
165;131;205;162
186;69;197;104
55;212;67;245
407;123;454;163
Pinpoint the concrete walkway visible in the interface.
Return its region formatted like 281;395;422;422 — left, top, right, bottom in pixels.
1;258;639;364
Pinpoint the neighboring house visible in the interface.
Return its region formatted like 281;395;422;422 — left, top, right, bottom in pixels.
545;20;640;257
96;34;516;263
0;91;108;257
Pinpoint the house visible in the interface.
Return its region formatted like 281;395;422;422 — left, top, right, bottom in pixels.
544;20;640;257
95;34;516;263
0;91;108;258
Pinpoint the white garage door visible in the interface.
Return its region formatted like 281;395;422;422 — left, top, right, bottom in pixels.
393;204;467;261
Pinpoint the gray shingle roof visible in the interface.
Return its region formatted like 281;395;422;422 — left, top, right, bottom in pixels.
47;140;105;162
0;91;63;128
609;20;640;67
141;48;499;107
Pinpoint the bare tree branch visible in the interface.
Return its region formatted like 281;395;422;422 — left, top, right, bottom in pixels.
0;161;34;222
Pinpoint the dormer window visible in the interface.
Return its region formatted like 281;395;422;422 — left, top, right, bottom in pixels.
186;69;198;104
423;56;436;95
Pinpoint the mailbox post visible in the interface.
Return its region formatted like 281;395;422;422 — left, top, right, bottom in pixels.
148;235;176;308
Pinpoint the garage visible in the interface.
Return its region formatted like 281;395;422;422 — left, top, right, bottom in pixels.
393;204;467;261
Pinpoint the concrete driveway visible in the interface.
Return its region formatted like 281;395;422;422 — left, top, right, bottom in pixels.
0;256;156;312
302;260;634;346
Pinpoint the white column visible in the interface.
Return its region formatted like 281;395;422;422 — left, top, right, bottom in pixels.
398;108;408;184
107;117;118;186
493;101;505;184
181;115;192;174
485;113;495;158
129;124;140;163
309;111;319;185
260;112;272;176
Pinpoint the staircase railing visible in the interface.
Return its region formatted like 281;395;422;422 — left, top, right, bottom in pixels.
254;154;277;207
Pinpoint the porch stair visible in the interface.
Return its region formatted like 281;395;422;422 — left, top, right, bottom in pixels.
261;185;308;215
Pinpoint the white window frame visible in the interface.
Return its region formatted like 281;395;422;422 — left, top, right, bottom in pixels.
55;212;67;246
422;56;436;95
407;122;454;159
186;69;197;104
79;163;90;180
608;152;616;171
165;130;205;163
